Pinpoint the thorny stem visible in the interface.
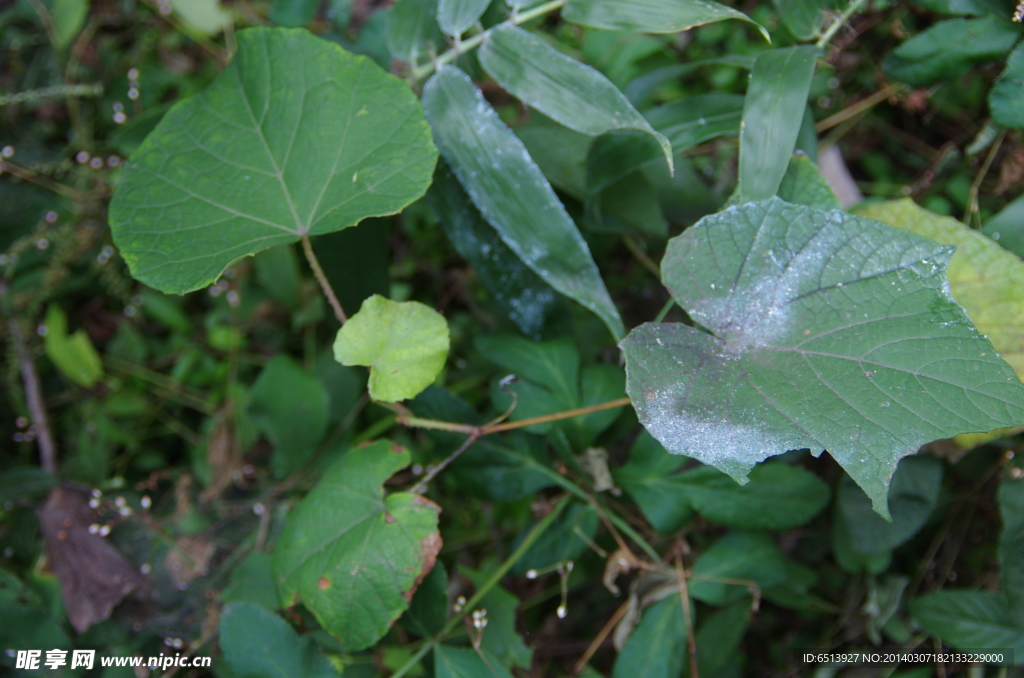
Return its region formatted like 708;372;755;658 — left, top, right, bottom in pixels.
408;0;568;82
389;497;571;678
816;0;870;49
301;235;347;324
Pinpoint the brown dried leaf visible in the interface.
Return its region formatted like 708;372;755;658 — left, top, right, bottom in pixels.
995;146;1024;195
38;485;149;633
199;411;242;503
165;535;216;589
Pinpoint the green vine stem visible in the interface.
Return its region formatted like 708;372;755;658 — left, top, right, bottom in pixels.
389;496;571;678
408;0;568;82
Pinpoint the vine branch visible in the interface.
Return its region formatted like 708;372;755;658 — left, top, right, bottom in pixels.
9;320;58;474
300;234;347;324
397;396;631;437
409;0;568;82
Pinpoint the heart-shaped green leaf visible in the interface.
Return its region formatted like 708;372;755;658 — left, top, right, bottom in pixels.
333;295;450;403
109;27;437;294
273;440;442;651
621;198;1024;516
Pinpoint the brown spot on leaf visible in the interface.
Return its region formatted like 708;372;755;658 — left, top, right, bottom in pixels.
390;442;405;454
384;512;396;524
38;484;150;633
318;577;331;590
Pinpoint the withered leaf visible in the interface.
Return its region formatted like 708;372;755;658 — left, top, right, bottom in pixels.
38;484;150;633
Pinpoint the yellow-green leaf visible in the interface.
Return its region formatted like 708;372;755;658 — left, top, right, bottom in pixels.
43;305;103;388
333;295;449;402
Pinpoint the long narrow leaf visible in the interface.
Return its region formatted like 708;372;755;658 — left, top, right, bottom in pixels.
479;24;672;172
422;66;625;339
738;45;818;201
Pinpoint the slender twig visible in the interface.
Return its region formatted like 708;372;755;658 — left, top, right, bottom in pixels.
389;496;571;678
622;234;661;279
815;84;904;133
571;599;632;674
408;0;568;82
9;320;58;474
816;0;870;50
397;397;631;437
965;127;1007;227
411;432;480;494
300;235;347;324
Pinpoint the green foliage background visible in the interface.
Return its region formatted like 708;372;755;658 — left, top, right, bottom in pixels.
4;0;1024;674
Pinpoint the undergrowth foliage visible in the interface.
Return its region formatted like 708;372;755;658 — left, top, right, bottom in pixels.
5;0;1024;675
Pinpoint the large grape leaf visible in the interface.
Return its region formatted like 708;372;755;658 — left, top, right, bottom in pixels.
857;199;1024;378
621;198;1024;516
109;27;437;294
273;440;441;651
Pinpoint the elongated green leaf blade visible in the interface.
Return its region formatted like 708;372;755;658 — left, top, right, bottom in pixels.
426;164;559;337
273;441;442;652
437;0;489;36
885;16;1020;86
991;42;1024;129
563;0;769;41
422;65;624;339
110;27;437;294
621;198;1024;516
479;25;671;172
739;46;819;201
910;590;1024;656
387;0;445;63
774;0;829;40
333;295;450;403
644;93;744;152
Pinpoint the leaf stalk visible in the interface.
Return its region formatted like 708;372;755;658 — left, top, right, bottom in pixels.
300;235;347;325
